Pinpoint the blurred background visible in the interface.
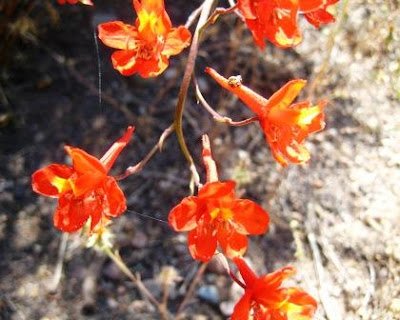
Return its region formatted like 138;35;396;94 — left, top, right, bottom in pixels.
0;0;399;319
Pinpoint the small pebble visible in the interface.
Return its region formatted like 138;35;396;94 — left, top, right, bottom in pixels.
197;285;220;305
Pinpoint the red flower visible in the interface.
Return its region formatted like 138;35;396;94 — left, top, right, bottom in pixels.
168;135;269;262
58;0;93;6
236;0;339;48
32;127;134;233
232;257;317;320
98;0;191;77
300;0;340;28
205;67;326;167
237;0;301;48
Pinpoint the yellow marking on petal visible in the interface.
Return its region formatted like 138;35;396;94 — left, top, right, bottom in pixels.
209;207;233;222
209;208;220;221
281;300;310;318
275;28;301;47
52;176;72;194
220;208;233;221
297;106;321;126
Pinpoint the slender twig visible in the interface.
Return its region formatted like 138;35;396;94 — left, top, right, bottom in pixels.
103;247;168;320
359;261;375;317
307;0;350;97
228;0;243;19
199;3;238;34
174;0;216;188
176;262;209;317
306;208;338;320
116;124;175;180
49;233;69;292
184;3;204;29
194;78;259;126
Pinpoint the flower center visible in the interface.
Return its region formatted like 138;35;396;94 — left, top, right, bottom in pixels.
137;43;155;60
209;207;234;222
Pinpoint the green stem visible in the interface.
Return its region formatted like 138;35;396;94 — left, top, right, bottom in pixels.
174;0;216;186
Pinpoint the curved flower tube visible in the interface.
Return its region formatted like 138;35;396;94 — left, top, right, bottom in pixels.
205;67;326;167
232;257;317;320
168;135;269;262
98;0;191;77
32;127;134;233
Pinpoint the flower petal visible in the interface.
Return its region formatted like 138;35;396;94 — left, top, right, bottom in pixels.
261;0;301;47
162;26;191;57
98;21;139;50
231;290;252;320
274;129;311;164
84;191;103;231
299;0;325;12
100;126;135;172
245;0;301;48
134;0;172;40
233;256;258;287
303;0;339;28
53;192;90;232
65;146;105;176
65;146;106;197
168;196;199;231
102;177;127;218
32;164;73;197
237;0;257;19
198;181;236;200
217;224;248;259
188;222;217;262
136;55;169;78
231;199;269;235
269;139;289;167
266;79;306;114
111;50;138;76
257;266;296;292
279;287;317;319
305;9;336;28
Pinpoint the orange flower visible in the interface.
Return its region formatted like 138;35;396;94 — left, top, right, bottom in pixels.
300;0;339;28
58;0;93;5
232;257;317;320
32;127;134;233
237;0;339;48
168;135;269;262
205;67;326;166
237;0;301;48
97;0;191;77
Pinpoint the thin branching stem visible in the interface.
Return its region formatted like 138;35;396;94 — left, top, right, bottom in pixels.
116;124;175;180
